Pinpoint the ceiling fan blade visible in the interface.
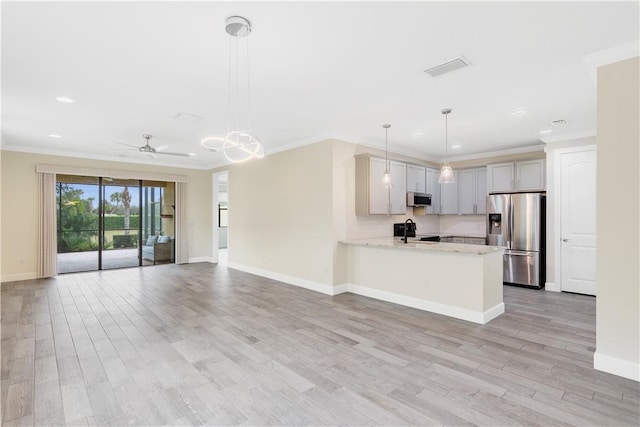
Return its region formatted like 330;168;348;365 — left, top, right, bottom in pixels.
155;144;170;152
110;140;140;148
156;151;193;157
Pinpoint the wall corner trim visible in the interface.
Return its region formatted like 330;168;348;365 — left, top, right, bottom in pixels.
594;351;640;382
545;282;561;292
1;272;39;283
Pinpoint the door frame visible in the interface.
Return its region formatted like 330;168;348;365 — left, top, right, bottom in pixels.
550;144;596;292
211;170;229;264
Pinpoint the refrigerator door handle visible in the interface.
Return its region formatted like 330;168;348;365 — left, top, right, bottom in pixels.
509;199;515;249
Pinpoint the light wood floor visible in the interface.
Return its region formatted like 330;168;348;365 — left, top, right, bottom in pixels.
2;263;639;426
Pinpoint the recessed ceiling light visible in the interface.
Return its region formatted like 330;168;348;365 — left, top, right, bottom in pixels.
511;109;526;116
49;134;62;138
539;129;552;134
187;153;197;156
451;144;462;149
412;132;425;137
56;97;75;103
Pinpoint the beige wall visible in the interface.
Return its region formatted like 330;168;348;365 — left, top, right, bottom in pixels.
227;140;336;286
596;56;639;379
0;151;212;281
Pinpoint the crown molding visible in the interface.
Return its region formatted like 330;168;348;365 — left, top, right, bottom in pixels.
583;41;640;86
444;144;546;162
0;143;213;170
540;128;596;144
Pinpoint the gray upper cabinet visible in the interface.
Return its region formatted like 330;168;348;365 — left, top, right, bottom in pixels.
355;155;407;215
439;170;459;214
459;167;487;214
406;164;426;193
389;161;408;214
425;168;441;214
487;159;545;193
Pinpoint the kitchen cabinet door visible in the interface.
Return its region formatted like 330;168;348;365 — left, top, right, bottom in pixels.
476;168;487;214
439;170;459;214
406;165;426;193
487;160;545;193
458;168;487;214
516;159;545;191
389;161;407;214
458;169;477;214
487;162;515;193
425;168;440;214
367;157;389;214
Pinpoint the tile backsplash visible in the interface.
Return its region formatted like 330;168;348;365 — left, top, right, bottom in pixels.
439;215;486;236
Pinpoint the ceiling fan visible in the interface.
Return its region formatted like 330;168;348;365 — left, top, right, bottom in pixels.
111;134;194;158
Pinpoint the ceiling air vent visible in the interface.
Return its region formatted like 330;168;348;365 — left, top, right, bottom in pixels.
551;119;568;126
424;55;471;77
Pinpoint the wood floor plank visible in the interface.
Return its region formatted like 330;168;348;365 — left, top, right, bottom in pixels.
2;263;639;426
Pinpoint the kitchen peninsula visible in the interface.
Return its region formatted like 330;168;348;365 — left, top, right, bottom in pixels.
340;238;505;324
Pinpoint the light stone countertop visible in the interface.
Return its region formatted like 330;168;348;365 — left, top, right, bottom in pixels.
341;237;505;256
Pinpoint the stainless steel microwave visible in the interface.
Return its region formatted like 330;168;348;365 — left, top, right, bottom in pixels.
406;192;432;207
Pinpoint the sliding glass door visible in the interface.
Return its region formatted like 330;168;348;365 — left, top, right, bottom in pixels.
102;179;141;270
56;175;175;274
56;175;100;273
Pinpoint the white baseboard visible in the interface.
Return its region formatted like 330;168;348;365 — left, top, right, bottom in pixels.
345;283;503;325
225;265;504;324
594;351;640;382
188;256;216;264
333;283;349;295
545;282;561;292
1;272;38;283
228;262;340;296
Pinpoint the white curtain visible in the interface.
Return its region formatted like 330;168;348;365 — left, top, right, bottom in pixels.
175;182;189;264
38;172;57;278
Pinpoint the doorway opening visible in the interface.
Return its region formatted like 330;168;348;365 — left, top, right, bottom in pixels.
56;174;175;273
213;171;228;266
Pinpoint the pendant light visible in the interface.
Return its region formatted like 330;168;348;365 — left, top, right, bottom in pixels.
438;108;455;184
381;124;392;188
201;16;264;163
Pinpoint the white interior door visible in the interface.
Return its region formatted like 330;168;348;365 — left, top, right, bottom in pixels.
561;149;596;295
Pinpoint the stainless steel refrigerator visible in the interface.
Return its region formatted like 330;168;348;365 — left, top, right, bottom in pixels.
487;193;546;289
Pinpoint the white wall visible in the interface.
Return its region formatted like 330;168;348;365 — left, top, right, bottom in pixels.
595;56;639;381
0;150;212;281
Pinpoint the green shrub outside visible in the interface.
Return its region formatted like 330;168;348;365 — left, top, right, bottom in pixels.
103;215;140;229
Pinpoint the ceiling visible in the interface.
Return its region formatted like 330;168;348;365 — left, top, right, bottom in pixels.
2;2;638;169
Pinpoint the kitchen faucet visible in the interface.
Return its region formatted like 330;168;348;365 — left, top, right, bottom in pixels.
403;218;415;244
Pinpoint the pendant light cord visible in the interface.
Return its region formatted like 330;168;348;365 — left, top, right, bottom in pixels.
226;36;232;137
385;126;389;169
445;112;448;158
246;34;252;136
